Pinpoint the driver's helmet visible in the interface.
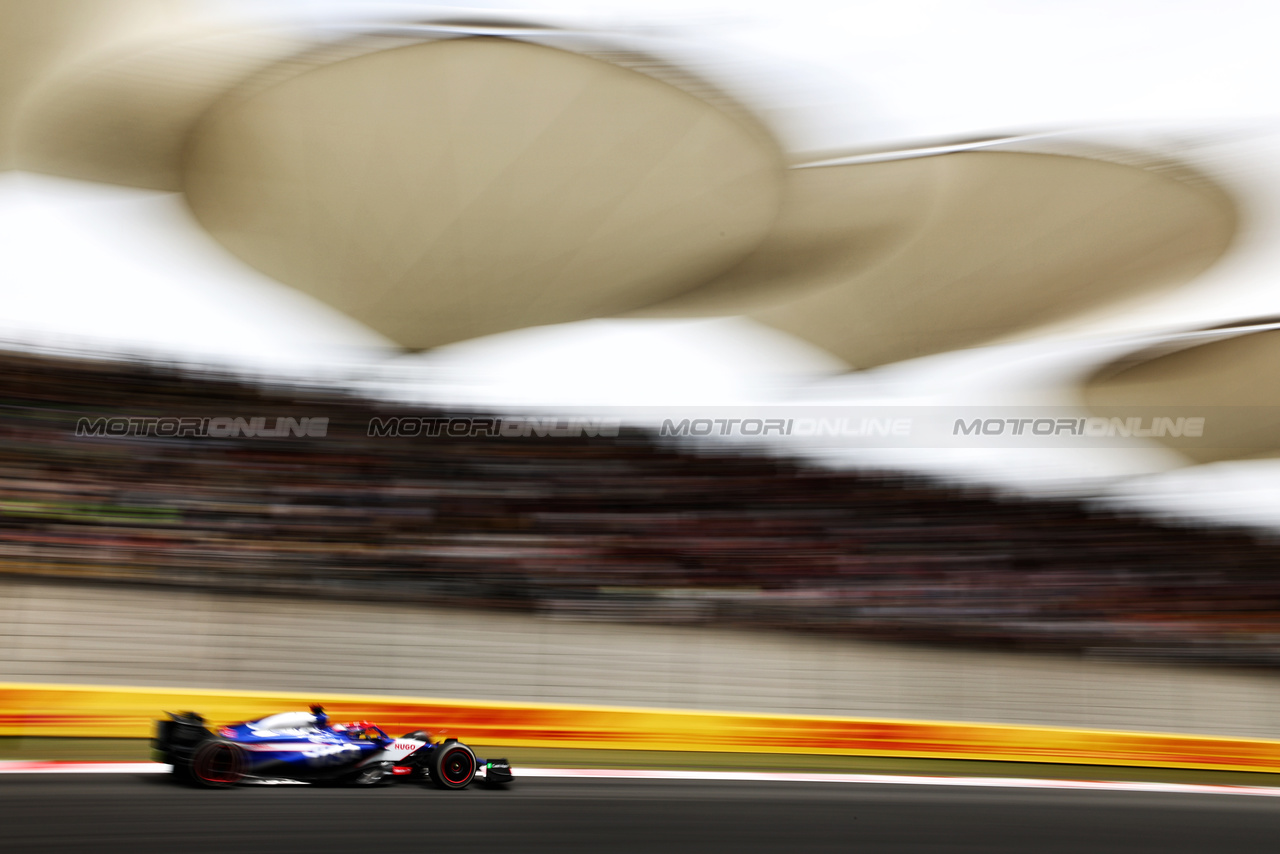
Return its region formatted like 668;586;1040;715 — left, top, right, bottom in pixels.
341;720;375;740
309;704;329;729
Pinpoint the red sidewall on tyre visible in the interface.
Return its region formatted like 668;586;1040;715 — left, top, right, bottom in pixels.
191;741;246;787
434;744;476;789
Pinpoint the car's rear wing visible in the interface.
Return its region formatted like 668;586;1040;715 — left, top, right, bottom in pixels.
153;711;214;767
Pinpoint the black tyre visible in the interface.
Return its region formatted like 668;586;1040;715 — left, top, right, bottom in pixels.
431;742;476;790
190;740;246;788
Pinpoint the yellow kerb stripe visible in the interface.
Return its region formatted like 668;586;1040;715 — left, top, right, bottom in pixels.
3;681;1279;773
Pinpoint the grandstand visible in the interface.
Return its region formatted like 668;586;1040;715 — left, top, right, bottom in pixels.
2;347;1278;667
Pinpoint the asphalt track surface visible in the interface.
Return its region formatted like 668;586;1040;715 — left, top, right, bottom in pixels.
4;773;1280;853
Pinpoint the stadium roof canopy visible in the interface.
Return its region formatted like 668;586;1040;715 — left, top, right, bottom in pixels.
636;148;1235;368
1084;320;1280;464
0;4;1242;369
182;37;785;348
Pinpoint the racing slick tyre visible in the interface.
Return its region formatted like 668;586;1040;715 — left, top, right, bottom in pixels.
190;740;246;788
431;741;477;790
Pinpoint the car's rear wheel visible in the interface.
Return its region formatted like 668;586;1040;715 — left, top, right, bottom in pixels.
431;742;476;790
190;741;246;788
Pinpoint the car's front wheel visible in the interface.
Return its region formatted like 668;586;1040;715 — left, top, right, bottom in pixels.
431;742;476;790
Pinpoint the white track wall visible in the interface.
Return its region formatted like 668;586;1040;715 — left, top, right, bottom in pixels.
3;577;1279;739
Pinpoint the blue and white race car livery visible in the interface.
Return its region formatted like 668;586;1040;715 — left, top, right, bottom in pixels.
154;705;513;789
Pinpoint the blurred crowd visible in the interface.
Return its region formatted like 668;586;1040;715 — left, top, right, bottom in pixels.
2;348;1280;666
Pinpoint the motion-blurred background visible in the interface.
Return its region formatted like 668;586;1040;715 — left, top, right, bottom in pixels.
5;0;1280;742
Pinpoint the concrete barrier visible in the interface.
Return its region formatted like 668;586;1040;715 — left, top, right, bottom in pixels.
6;578;1280;740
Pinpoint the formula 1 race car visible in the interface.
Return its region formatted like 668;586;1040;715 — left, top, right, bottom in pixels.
154;705;513;789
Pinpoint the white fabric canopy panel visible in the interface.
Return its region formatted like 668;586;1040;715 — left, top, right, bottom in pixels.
1085;323;1280;464
640;149;1238;369
183;36;785;349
